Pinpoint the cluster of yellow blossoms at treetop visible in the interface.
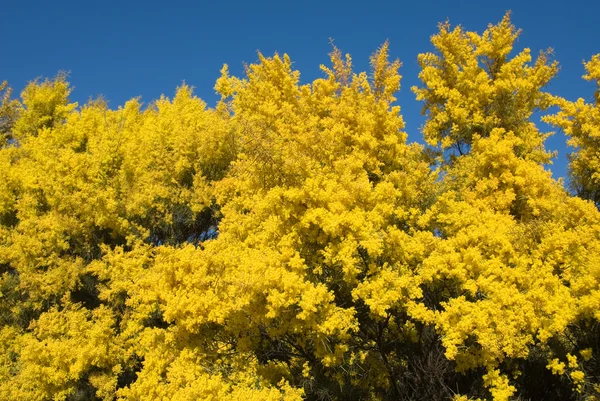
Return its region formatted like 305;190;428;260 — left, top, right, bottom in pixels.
1;13;600;401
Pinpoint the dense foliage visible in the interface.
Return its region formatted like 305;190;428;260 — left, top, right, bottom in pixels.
1;14;600;401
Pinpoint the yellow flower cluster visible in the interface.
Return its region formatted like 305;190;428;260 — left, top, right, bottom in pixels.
0;13;599;401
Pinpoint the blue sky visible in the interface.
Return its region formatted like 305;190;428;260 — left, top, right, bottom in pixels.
2;0;599;181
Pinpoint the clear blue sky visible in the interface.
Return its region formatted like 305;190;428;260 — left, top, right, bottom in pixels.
2;0;599;181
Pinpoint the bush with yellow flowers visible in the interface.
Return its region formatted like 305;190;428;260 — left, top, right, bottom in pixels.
1;13;599;401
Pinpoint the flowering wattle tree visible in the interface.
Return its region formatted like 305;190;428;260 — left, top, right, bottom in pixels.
0;13;599;401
